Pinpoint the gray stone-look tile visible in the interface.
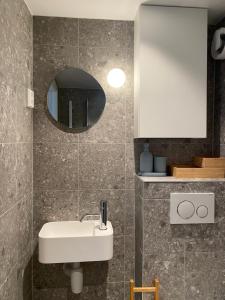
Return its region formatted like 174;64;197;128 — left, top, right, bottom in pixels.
34;143;78;190
33;288;67;300
0;82;17;143
79;19;128;48
143;200;184;255
0;206;18;286
16;143;33;203
34;16;78;46
185;252;225;300
33;190;79;240
68;282;124;300
79;189;125;236
17;254;32;300
124;234;135;282
142;181;225;200
0;269;17;300
79;143;125;189
124;189;135;235
16;84;33;143
33;43;78;109
143;252;185;300
125;143;135;189
125;98;134;143
0;144;17;216
34;109;78;143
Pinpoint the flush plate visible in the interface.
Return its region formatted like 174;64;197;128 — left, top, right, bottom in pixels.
170;193;215;224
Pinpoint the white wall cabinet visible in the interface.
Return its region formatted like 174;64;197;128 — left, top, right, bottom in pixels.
134;5;208;138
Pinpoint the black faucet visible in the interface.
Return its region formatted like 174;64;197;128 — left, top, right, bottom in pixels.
100;200;107;230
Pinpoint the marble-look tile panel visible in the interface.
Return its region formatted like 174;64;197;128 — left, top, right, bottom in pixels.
79;19;128;48
143;200;184;255
143;252;185;300
16;142;33;202
79;143;125;189
34;16;78;46
68;282;124;300
79;189;125;236
142;181;225;200
0;144;17;216
33;288;68;300
185;252;225;300
34;109;78;143
0;81;17;143
34;143;78;190
0;269;17;300
17;254;32;300
33;190;79;241
124;189;135;235
0;206;18;286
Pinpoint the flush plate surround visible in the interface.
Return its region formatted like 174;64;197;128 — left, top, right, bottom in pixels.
39;220;113;264
170;193;215;224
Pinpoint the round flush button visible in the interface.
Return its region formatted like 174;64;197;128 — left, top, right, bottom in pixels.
196;205;208;218
177;201;195;219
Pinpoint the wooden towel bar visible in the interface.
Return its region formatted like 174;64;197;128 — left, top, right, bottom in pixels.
130;279;159;300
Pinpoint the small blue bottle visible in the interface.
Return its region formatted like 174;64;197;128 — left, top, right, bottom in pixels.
140;143;153;173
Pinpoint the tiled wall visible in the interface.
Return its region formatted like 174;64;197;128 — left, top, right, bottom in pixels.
0;0;33;299
33;17;135;300
215;18;225;156
135;177;225;300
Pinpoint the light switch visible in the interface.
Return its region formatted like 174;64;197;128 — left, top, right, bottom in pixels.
170;193;215;224
27;88;34;108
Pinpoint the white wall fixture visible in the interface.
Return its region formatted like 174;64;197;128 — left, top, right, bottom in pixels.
134;5;208;138
107;68;126;88
170;193;215;224
39;220;113;293
27;88;34;108
211;28;225;60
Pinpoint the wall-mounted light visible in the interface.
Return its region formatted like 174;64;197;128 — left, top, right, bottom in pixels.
107;68;126;88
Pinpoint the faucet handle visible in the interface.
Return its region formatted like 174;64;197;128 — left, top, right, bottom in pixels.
100;200;107;229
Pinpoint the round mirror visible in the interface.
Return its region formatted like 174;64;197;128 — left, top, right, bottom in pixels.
47;68;106;132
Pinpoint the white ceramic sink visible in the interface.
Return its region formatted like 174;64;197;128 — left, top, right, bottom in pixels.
39;220;113;264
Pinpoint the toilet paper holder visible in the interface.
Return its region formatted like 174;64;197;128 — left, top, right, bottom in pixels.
211;27;225;60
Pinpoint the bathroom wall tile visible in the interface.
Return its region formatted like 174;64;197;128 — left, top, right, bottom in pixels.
17;198;32;261
126;22;134;49
33;250;69;289
17;254;32;300
79;46;131;99
142;181;225;200
16;142;33;203
143;200;184;255
33;288;68;300
125;143;135;189
0;206;18;286
34;16;78;46
79;143;125;189
34;109;78;143
33;43;78;109
135;195;143;255
16;84;33;143
68;282;124;300
34;143;78;190
125;98;134;144
185;252;225;300
124;189;135;235
0;144;17;216
79;189;125;236
124;234;135;282
0;269;17;300
78;100;125;144
79;19;128;48
33;190;79;240
143;252;185;300
0;81;17;143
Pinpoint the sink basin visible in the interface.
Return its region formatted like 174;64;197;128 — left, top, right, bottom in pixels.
39;220;113;264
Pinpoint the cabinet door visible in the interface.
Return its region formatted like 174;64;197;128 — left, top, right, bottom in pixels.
134;6;208;138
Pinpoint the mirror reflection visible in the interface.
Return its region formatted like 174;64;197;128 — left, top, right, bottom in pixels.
47;68;106;132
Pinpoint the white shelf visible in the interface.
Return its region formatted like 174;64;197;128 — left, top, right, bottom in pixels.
137;175;225;183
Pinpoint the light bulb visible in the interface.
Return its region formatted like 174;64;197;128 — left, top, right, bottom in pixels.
107;68;126;88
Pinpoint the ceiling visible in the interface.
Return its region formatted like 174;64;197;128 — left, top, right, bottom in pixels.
24;0;225;24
